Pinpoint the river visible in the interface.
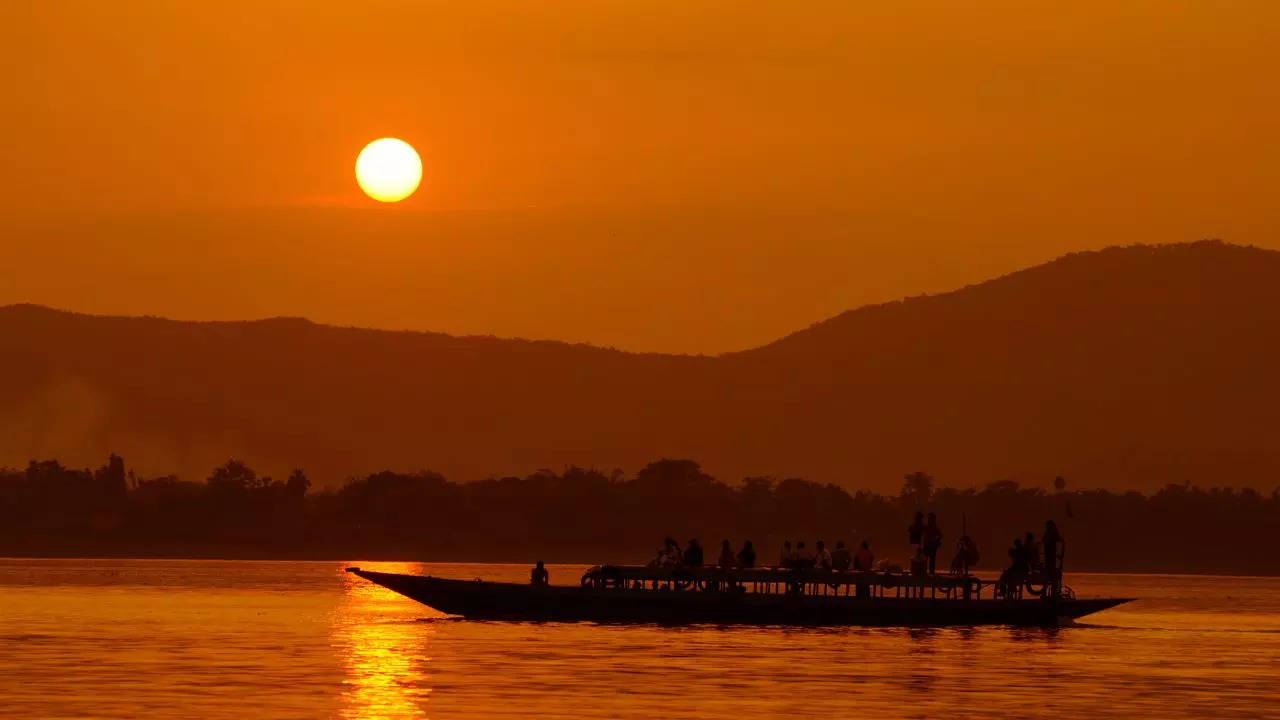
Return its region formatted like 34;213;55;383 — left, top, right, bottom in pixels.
1;559;1276;718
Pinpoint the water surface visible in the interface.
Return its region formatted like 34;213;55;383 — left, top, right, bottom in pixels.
1;559;1276;718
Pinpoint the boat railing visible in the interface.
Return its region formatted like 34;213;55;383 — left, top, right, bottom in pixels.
580;565;999;601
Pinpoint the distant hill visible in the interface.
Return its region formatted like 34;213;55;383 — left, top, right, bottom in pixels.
2;240;1278;492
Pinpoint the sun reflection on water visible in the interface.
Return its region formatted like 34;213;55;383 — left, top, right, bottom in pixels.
336;562;435;719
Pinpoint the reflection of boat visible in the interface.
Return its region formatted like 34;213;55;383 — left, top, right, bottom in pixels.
346;566;1132;626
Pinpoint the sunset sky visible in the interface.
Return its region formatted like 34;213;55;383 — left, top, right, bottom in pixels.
4;1;1278;353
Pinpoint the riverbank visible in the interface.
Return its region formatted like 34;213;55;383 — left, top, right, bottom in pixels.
3;550;1275;578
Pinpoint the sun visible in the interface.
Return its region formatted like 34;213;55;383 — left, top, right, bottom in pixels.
355;138;422;202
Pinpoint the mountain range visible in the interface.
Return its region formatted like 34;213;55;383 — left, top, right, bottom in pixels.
2;240;1277;493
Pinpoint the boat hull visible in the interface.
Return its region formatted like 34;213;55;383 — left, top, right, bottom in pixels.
347;569;1132;626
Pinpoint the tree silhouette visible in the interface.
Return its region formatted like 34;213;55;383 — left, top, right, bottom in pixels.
901;471;934;506
286;469;310;498
1;453;1277;574
207;459;256;492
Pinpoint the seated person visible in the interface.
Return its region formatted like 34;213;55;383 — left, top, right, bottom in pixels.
737;540;757;569
794;541;814;569
649;537;682;567
530;560;549;586
831;541;852;572
778;540;795;568
684;538;704;567
814;540;833;571
717;540;735;568
853;541;875;572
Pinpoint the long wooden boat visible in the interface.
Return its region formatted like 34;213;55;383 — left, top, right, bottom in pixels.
346;565;1133;626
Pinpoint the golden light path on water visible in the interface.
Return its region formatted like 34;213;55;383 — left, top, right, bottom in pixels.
336;562;434;719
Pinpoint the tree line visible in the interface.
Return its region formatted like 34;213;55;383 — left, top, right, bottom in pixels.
1;456;1276;575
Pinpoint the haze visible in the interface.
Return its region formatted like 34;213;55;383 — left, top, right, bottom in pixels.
4;1;1279;353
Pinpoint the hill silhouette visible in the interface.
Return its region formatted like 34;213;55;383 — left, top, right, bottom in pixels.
2;240;1277;492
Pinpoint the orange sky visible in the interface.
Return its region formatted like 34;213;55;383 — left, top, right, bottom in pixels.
3;1;1278;353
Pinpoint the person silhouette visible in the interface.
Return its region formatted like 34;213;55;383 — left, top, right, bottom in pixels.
530;560;549;586
1024;531;1040;572
815;540;832;571
908;511;925;548
1043;520;1062;576
922;513;943;574
831;540;852;572
718;540;735;568
684;538;704;567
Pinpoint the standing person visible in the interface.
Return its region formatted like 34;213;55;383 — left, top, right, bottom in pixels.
1009;537;1027;573
815;540;833;571
922;513;943;574
853;541;875;598
1042;521;1062;576
831;541;852;572
908;511;925;548
952;534;979;575
684;538;704;567
738;540;757;568
1000;537;1026;595
778;540;794;568
530;560;549;586
1024;532;1041;572
717;540;735;568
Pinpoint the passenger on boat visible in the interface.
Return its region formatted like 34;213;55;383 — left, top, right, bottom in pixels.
1009;537;1027;572
717;540;735;568
922;513;943;574
815;540;833;571
1024;532;1040;572
908;511;925;548
1042;520;1062;576
831;541;852;572
853;541;875;598
854;541;875;571
737;540;757;568
778;540;795;568
531;560;549;586
685;538;705;568
998;538;1027;594
650;537;682;567
794;541;813;569
950;535;979;574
